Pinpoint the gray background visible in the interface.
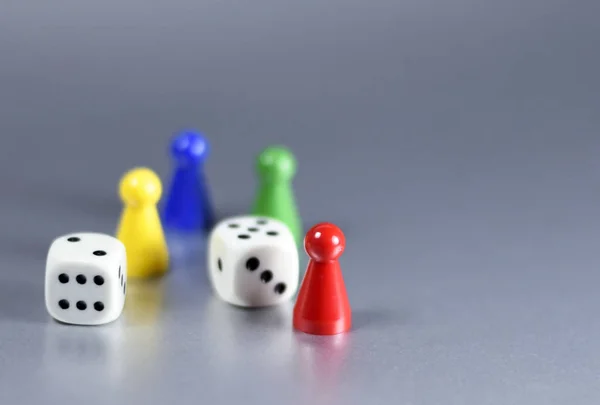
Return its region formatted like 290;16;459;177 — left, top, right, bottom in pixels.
1;0;599;404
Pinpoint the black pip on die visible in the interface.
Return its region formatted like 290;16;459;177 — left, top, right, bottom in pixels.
45;233;127;325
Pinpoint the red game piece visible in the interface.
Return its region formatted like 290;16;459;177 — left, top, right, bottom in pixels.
293;222;351;335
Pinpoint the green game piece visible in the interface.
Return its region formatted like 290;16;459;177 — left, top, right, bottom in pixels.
251;146;302;245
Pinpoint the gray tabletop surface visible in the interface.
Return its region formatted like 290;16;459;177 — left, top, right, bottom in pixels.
1;1;600;404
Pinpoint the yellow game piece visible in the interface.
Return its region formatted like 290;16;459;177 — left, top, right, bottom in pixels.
116;167;169;279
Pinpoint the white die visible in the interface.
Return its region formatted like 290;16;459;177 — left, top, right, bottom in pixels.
45;232;127;325
208;216;299;307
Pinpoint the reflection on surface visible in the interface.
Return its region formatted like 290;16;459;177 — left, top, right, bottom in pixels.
42;321;125;385
203;297;295;373
165;231;207;272
294;331;350;404
123;278;166;326
121;279;165;384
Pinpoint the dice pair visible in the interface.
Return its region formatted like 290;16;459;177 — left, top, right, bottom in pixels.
45;215;298;325
208;215;299;307
45;233;127;325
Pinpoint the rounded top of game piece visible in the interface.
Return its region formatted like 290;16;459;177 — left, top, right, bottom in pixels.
119;167;162;206
256;146;296;181
304;222;345;262
171;130;209;163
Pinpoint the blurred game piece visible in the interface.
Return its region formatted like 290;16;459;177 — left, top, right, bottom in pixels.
293;222;351;335
45;232;127;325
251;146;302;245
163;130;214;233
116;167;169;279
208;215;299;307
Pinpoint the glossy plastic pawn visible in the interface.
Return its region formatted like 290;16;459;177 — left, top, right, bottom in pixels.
251;146;302;245
163;130;214;232
293;223;351;335
116;167;169;279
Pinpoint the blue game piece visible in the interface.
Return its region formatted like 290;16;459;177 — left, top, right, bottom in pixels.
162;130;214;232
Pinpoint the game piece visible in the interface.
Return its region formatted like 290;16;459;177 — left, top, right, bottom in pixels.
293;222;351;335
207;215;299;307
45;232;127;325
162;130;214;232
251;146;302;245
116;167;169;279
